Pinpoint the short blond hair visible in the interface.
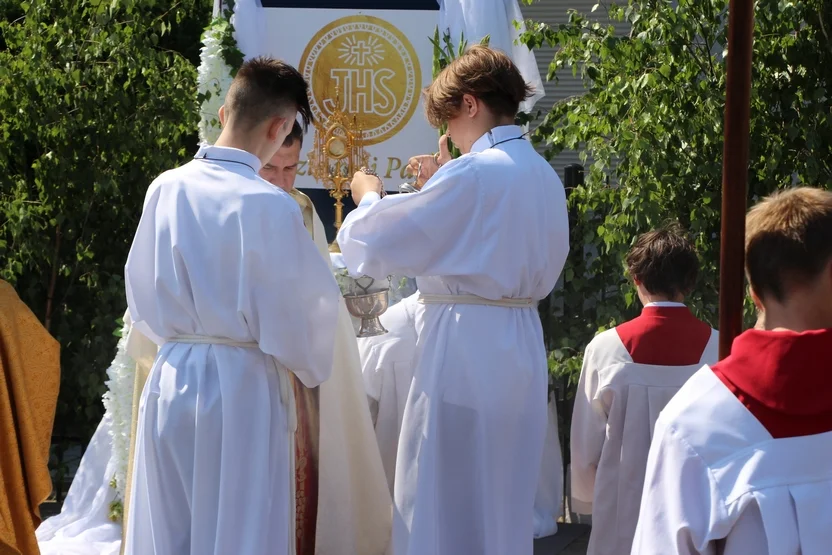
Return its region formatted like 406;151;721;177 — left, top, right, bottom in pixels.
422;44;533;128
745;187;832;302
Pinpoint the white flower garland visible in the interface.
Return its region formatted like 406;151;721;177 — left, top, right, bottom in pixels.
197;23;234;145
101;321;137;521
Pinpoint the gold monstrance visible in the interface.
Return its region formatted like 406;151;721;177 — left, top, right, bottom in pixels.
308;88;368;232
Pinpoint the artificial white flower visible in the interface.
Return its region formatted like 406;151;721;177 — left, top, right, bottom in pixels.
197;25;234;145
101;321;138;519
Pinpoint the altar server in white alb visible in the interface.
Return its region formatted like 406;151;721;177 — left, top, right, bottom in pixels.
123;57;340;555
632;186;832;554
570;224;717;555
338;45;569;555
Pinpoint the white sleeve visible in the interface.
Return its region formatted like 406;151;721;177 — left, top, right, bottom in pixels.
569;342;608;515
631;418;723;555
336;157;484;280
240;198;341;388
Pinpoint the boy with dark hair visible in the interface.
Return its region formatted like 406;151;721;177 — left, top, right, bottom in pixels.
632;186;832;554
571;223;718;555
123;57;340;555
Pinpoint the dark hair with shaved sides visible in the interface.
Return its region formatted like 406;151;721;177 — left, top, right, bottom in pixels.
225;57;313;132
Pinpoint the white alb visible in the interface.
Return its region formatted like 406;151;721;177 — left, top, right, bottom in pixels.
338;125;569;555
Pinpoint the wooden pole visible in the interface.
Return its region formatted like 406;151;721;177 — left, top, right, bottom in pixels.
718;0;756;359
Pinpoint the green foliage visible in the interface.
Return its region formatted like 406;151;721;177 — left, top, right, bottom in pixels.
0;0;211;457
216;0;245;75
520;0;832;387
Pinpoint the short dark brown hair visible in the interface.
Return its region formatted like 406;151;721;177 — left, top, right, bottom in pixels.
225;57;313;132
422;44;534;127
745;187;832;303
282;120;304;148
626;223;699;299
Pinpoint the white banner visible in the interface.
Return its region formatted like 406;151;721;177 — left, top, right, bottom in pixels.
252;6;440;190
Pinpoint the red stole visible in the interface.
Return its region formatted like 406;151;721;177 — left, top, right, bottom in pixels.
292;378;319;555
615;306;712;365
713;328;832;438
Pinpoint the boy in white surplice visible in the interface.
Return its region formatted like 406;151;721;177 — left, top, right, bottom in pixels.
571;224;718;555
123;58;340;555
338;45;569;555
632;186;832;554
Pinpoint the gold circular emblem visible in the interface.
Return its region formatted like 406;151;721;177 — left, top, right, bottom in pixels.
299;15;422;146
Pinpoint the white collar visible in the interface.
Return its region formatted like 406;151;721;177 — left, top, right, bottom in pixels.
470;125;526;154
644;301;687;308
194;144;262;173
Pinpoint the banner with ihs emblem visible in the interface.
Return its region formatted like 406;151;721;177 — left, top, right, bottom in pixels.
257;0;440;190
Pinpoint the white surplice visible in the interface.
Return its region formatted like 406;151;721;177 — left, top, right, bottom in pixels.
337;125;569;555
631;328;832;555
36;417;122;555
570;311;718;555
631;366;832;555
123;145;340;555
357;292;564;539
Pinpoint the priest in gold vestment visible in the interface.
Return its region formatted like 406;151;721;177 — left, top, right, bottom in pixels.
260;122;393;554
118;122;392;555
0;280;60;555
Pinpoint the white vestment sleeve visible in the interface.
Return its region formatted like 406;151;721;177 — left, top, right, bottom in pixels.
337;157;484;280
631;417;724;555
240;198;341;388
569;343;608;515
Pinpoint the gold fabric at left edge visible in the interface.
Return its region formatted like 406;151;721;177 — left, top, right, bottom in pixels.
0;280;60;555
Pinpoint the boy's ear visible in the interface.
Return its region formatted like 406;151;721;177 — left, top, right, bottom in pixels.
750;286;764;312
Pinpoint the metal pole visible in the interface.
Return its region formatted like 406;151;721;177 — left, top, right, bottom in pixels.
718;0;756;359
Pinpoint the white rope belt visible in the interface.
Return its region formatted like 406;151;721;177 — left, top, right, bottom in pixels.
418;294;535;308
167;335;258;348
164;334;296;431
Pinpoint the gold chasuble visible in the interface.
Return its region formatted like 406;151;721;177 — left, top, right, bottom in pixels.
289;188;321;555
0;280;60;555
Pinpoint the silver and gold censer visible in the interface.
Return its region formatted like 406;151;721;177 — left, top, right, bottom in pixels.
342;276;391;337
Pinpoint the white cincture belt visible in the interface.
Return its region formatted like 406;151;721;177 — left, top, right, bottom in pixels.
418;294;535;308
165;335;295;432
167;335;258;348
